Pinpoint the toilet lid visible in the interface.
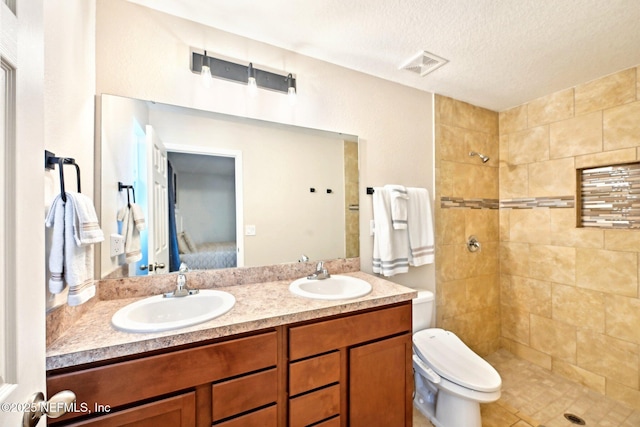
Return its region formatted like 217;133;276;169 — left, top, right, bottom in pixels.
413;328;501;392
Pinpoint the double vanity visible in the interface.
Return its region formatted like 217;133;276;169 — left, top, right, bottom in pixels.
46;262;417;426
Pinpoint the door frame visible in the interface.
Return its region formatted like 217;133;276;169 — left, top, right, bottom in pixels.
164;143;244;268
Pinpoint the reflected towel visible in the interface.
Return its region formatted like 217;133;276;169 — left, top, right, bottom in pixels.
117;202;145;263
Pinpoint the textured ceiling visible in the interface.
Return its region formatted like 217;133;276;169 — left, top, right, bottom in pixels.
128;0;640;111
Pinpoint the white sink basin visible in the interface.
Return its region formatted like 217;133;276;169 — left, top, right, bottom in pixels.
289;275;372;300
111;290;236;333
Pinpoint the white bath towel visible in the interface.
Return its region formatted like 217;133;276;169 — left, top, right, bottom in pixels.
385;184;409;230
45;192;102;306
117;202;145;263
372;186;410;277
406;187;435;266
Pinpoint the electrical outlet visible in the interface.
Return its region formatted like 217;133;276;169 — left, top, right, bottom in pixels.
110;233;125;257
245;225;256;236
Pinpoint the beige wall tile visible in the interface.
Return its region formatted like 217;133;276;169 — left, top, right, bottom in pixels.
437;206;466;245
442;307;500;355
438;162;453;196
472;164;499;199
438;278;467;319
549;111;603;158
466;274;500;313
529;244;576;285
528;88;575;127
606;381;640;411
499;104;527;134
508;126;549;165
528;157;576;197
509;208;551;245
454;241;499;279
604;101;640;151
552;283;605;332
550;208;604;248
576;248;638;296
575;68;637;115
552;359;606;394
499;134;509;167
465;208;499;243
437;95;498;135
605;294;640;344
530;314;577;363
605;229;640;252
577;329;639;389
509;341;552;370
436;243;456;282
501;305;530;345
500;164;528;199
499;209;510;241
503;275;551;317
500;242;530;276
575;147;637;169
435;123;466;163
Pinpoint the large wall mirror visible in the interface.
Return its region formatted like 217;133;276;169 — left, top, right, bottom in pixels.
98;94;359;279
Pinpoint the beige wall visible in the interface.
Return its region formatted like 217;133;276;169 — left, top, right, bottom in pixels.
499;66;640;408
434;95;501;356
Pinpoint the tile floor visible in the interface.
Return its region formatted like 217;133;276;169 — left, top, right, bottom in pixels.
413;349;640;427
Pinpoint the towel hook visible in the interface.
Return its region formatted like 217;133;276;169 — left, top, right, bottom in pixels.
45;150;81;202
118;182;135;207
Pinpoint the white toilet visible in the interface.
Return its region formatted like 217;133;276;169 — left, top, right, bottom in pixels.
412;291;501;427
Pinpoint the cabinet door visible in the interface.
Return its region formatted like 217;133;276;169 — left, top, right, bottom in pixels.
65;392;196;427
349;334;412;427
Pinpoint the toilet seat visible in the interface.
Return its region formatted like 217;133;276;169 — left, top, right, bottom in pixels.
413;328;501;393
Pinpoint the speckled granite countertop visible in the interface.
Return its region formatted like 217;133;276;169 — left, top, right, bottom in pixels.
46;272;417;371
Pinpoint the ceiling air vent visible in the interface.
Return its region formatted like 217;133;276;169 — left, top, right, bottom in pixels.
399;51;448;76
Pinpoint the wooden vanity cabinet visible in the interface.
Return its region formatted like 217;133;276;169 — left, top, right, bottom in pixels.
46;330;280;426
287;303;413;427
47;301;413;427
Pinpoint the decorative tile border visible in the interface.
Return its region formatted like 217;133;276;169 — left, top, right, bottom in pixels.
441;197;499;209
441;196;575;210
580;163;640;228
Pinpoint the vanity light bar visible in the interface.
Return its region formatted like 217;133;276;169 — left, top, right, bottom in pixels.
191;51;297;96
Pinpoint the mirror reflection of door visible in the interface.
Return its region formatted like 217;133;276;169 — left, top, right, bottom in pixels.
167;151;240;271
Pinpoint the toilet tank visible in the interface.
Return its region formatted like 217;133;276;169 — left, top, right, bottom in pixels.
412;290;434;333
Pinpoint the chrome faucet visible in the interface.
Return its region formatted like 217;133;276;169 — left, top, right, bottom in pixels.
164;263;199;297
307;261;331;280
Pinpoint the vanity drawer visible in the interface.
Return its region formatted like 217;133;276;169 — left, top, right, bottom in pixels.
47;331;277;423
289;351;340;396
289;384;340;427
214;405;277;427
289;304;411;360
212;368;278;421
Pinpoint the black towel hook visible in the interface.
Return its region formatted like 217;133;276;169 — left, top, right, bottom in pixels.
45;150;81;202
118;182;136;207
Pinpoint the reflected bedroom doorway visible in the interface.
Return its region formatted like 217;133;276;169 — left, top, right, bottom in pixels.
166;146;244;272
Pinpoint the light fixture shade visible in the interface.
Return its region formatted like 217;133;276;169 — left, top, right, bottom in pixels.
201;51;212;88
247;62;258;96
287;74;297;105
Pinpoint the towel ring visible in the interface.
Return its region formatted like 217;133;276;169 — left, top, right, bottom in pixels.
45;151;81;202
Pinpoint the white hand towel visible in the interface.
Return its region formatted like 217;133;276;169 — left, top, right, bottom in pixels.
407;187;435;266
67;192;105;245
64;197;96;306
117;203;143;263
384;184;409;230
45;195;65;294
372;187;410;277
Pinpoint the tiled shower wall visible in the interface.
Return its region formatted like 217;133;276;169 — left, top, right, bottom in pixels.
434;95;501;357
499;65;640;409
